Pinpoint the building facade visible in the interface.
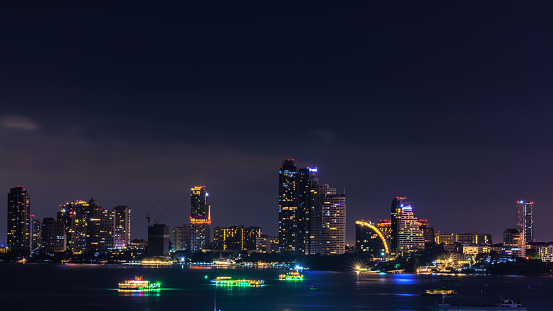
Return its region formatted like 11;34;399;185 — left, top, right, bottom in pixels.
41;218;66;252
213;226;262;251
515;200;533;243
86;198;114;252
321;194;346;255
113;205;131;249
190;186;211;251
7;186;31;254
172;224;191;251
148;224;169;256
390;197;424;255
503;228;525;258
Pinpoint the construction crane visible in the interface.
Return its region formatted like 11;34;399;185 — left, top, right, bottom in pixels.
154;204;170;225
146;197;162;228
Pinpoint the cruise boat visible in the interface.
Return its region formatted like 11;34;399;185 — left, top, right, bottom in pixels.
118;276;161;291
279;271;304;281
211;276;264;286
428;298;526;311
422;289;457;296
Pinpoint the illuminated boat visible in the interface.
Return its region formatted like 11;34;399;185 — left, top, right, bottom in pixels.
422;289;457;296
118;276;161;291
279;271;304;281
210;276;264;286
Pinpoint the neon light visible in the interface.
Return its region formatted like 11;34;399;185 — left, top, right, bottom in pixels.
355;221;390;255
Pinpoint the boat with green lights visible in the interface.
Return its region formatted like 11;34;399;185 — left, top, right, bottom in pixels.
118;276;161;291
279;271;303;281
211;276;264;286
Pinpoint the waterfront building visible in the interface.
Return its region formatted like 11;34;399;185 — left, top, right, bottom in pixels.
355;220;389;256
213;226;262;251
390;197;424;254
41;218;66;252
321;194;346;255
172;224;191;251
190;186;211;251
148;224;169;256
456;232;493;245
503;228;525;258
397;204;424;254
307;175;328;255
86;198;114;252
515;200;533;243
255;235;279;253
278;159;308;253
30;215;41;252
113;206;131;249
7;186;31;254
57;200;89;254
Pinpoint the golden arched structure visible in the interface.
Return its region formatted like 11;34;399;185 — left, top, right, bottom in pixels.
355;221;390;255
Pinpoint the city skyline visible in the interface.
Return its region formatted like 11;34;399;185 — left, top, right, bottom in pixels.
2;1;553;245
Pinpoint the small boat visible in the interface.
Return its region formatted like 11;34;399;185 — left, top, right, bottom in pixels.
428;298;526;311
422;289;457;296
118;276;161;291
279;271;303;281
211;276;264;286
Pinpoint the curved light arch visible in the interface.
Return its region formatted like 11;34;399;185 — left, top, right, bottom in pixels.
355;221;390;255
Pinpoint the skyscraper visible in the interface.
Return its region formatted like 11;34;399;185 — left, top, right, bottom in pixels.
148;224;169;256
390;197;424;255
172;224;191;251
278;159;310;253
515;200;533;243
190;186;211;251
321;193;346;255
57;200;89;254
113;205;131;249
7;186;31;254
86;198;114;252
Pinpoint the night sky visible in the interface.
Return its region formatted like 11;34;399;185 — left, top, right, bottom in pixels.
1;1;553;244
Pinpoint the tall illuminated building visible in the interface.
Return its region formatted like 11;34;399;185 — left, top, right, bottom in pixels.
113;205;131;249
321;193;346;255
307;175;329;255
7;186;31;254
390;197;424;255
30;215;41;252
86;198;114;252
515;200;533;243
190;186;211;251
57;200;89;253
278;159;311;253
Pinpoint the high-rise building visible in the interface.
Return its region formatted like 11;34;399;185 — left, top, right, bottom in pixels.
148;224;169;256
307;176;330;255
278;159;316;254
503;228;525;258
113;206;131;249
7;186;31;254
515;200;533;243
213;226;262;251
41;218;66;252
30;215;41;252
172;224;191;251
58;200;89;254
86;198;114;252
417;219;434;246
390;197;424;255
321;193;346;255
190;186;211;251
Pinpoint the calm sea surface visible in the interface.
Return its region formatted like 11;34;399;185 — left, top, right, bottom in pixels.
1;264;552;311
